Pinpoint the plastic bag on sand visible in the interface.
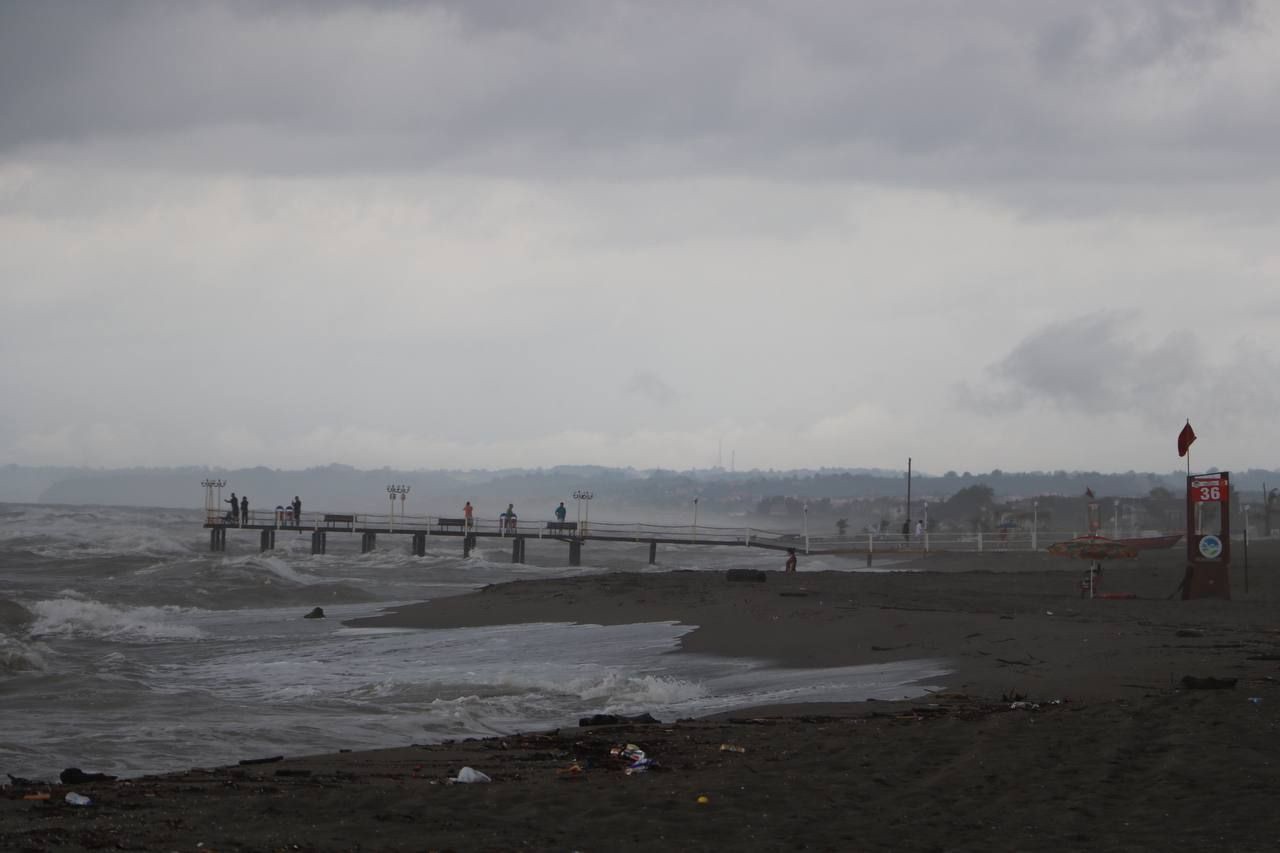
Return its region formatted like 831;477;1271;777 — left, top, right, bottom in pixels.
451;767;491;784
65;793;92;806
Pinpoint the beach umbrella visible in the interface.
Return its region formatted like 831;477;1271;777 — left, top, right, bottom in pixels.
1046;535;1138;599
1046;536;1138;561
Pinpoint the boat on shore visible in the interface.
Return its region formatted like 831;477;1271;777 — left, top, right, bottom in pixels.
1115;533;1183;551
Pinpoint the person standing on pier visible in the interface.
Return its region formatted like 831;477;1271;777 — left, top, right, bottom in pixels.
505;503;517;531
784;548;798;573
463;501;474;528
555;502;567;523
292;496;302;528
225;492;239;524
240;495;249;526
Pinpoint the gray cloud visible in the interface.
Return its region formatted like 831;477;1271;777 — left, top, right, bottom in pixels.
2;0;1275;201
624;371;678;406
959;313;1280;427
3;1;1279;474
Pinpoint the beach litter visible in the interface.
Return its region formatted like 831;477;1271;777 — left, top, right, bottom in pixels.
557;761;586;779
625;758;657;775
610;743;660;775
696;795;710;805
64;792;91;806
1009;701;1040;711
450;767;491;784
21;792;51;801
1248;697;1263;705
610;744;646;762
719;744;747;753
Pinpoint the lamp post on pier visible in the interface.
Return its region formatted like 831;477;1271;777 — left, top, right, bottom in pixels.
1113;499;1120;539
202;479;227;520
1032;500;1039;551
387;484;409;531
573;490;594;535
803;502;809;554
692;496;699;542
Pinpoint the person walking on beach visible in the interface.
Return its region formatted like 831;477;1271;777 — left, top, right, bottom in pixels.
226;492;239;524
240;495;249;526
915;520;924;538
555;502;567;523
784;548;798;573
292;496;302;527
463;501;474;528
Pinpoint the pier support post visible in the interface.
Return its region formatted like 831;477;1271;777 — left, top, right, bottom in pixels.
259;529;275;552
210;527;226;552
361;532;377;554
463;534;473;558
311;531;327;555
569;539;582;567
412;532;426;557
648;541;657;565
512;537;526;564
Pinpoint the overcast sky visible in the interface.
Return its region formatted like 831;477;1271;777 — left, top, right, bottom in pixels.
2;0;1278;475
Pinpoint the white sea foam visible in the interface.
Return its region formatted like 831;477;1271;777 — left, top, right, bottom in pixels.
224;554;324;586
30;598;205;642
0;634;48;673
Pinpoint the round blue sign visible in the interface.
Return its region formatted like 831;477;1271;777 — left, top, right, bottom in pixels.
1198;535;1223;560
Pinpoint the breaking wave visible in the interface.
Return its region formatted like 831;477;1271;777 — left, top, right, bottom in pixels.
29;598;205;642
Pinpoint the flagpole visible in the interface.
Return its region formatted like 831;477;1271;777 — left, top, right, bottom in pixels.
1185;418;1191;478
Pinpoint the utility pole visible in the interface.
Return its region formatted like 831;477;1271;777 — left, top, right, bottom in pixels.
906;457;912;532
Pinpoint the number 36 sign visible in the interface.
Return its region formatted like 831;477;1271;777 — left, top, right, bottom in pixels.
1190;475;1227;503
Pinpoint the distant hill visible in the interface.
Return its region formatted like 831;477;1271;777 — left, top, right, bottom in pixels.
3;463;1278;513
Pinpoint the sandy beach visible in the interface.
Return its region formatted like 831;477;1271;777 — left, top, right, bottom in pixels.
6;544;1280;851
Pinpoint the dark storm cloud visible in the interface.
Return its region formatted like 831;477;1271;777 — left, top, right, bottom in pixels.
2;0;1274;189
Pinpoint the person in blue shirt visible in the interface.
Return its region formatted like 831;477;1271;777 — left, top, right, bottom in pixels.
555;502;567;522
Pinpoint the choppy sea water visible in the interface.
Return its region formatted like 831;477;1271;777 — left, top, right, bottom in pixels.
0;503;947;780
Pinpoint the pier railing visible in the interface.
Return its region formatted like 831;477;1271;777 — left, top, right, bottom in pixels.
204;508;1160;554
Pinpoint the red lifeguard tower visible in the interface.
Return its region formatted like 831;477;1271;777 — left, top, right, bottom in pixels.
1183;472;1231;599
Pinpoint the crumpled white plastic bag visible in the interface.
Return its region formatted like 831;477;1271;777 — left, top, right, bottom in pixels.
450;766;491;784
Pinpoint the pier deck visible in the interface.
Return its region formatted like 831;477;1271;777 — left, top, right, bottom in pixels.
201;508;1063;565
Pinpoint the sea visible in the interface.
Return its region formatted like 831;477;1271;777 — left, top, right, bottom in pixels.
0;503;948;781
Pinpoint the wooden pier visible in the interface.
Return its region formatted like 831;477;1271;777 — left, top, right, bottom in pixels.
202;508;1066;565
201;508;876;565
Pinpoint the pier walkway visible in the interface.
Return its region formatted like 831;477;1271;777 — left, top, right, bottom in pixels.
202;508;1061;566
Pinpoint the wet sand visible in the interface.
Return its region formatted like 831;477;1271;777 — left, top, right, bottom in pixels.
5;544;1280;851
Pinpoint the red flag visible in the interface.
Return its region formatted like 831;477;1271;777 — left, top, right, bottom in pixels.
1177;421;1196;457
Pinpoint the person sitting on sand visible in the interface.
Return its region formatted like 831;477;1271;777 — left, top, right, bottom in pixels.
785;548;797;573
